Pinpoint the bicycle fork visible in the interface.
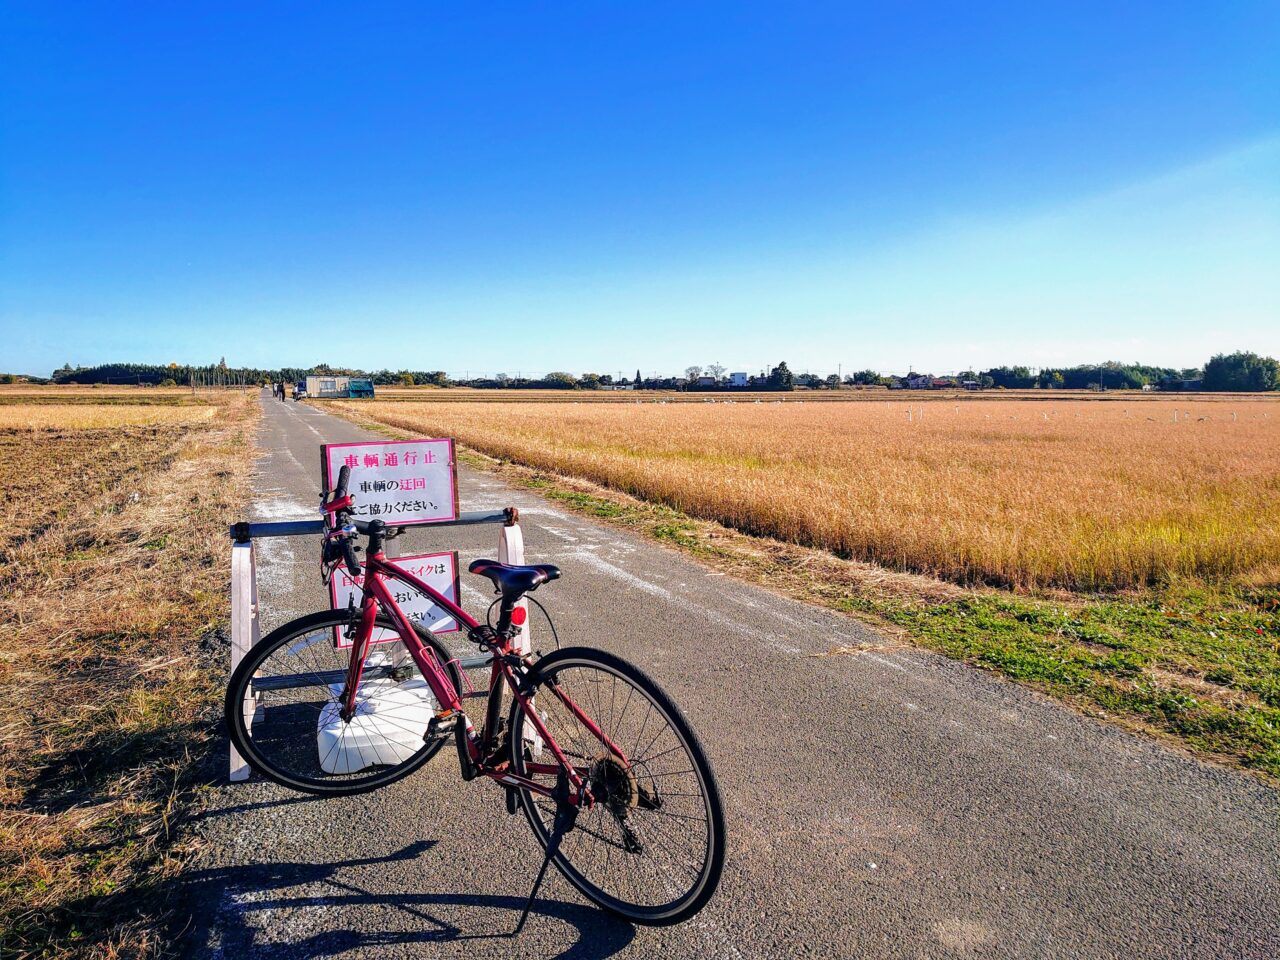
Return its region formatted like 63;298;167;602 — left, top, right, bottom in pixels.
338;598;377;721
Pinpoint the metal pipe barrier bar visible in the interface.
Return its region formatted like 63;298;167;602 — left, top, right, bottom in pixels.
251;654;493;693
229;508;515;543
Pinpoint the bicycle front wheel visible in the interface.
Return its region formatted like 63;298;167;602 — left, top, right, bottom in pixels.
226;609;462;796
508;647;726;925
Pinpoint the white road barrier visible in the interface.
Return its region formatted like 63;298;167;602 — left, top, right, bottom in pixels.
227;509;526;782
229;539;260;782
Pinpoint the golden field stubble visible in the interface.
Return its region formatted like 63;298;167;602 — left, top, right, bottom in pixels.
0;403;215;429
0;392;256;955
339;398;1280;590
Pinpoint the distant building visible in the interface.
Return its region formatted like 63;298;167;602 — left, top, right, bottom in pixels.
305;375;375;398
961;380;981;391
729;372;749;387
1157;378;1203;392
306;375;347;398
695;376;718;387
906;374;932;389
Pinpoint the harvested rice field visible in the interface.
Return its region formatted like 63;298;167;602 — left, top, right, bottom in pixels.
329;397;1280;591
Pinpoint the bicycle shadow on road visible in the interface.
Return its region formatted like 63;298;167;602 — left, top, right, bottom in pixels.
180;834;637;959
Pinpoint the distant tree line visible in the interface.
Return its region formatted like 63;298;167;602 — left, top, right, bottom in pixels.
49;361;452;387
1;372;49;384
39;351;1279;392
970;355;1277;391
967;362;1201;391
1202;352;1280;392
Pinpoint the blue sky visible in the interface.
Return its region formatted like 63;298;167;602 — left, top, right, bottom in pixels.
1;3;1277;378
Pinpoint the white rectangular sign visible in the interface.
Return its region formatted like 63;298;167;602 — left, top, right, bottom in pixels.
329;550;461;647
322;438;459;526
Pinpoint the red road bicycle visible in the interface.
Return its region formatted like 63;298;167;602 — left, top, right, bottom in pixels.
225;466;726;927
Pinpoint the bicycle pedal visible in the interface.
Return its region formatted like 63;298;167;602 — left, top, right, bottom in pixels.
505;786;519;815
425;712;457;741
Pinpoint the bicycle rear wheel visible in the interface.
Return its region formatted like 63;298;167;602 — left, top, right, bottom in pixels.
226;609;462;796
508;647;726;925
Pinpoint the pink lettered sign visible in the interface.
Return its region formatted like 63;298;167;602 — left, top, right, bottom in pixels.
321;438;459;527
328;550;461;646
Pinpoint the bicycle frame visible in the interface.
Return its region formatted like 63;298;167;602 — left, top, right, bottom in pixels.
339;547;629;804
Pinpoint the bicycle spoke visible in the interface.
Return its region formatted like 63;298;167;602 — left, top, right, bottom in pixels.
610;681;636;747
234;615;457;789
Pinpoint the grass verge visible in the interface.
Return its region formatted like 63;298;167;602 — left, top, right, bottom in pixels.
0;394;257;958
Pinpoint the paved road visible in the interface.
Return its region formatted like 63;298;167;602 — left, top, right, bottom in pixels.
185;394;1279;959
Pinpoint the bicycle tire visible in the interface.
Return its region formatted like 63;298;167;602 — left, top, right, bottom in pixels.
226;609;462;796
508;646;726;925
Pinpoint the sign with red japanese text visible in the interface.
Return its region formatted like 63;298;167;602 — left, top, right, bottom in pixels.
321;438;458;526
329;551;460;647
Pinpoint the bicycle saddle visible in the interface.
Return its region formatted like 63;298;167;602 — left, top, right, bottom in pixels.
468;559;561;603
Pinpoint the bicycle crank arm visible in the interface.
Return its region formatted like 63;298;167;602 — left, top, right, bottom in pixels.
454;719;478;781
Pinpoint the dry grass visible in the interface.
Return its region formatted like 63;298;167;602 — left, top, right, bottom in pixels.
0;385;198;399
0;385;235;411
0;392;256;958
368;387;895;402
332;397;1280;591
0;404;216;430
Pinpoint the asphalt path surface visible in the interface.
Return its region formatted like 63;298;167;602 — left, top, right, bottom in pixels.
185;394;1279;959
